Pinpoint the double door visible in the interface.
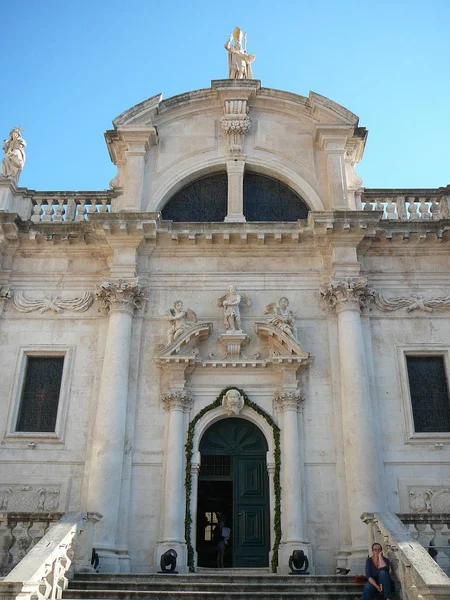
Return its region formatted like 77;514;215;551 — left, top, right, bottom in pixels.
197;417;270;568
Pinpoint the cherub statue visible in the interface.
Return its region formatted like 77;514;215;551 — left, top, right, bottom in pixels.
1;127;26;179
264;297;298;340
224;27;255;79
165;300;197;345
218;285;251;332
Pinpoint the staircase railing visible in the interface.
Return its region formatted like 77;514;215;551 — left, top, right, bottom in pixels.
0;512;101;600
362;512;450;600
397;513;450;577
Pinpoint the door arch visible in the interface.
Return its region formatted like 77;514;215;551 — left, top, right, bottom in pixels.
196;417;270;568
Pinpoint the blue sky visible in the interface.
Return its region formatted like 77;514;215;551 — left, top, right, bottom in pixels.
1;0;449;191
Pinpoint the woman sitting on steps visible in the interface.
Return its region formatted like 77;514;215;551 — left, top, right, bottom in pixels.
356;542;393;600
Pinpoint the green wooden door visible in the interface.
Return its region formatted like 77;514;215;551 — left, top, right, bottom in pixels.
199;417;270;567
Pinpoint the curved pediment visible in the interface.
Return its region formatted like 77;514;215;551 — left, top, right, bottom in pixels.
108;83;360;129
254;322;311;362
157;322;213;359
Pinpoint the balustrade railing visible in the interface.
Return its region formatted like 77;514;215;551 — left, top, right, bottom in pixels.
397;514;450;576
29;193;113;223
0;512;64;576
0;512;101;600
362;512;450;600
361;191;450;221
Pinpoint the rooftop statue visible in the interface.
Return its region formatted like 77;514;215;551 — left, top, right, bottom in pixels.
1;127;26;180
224;27;255;80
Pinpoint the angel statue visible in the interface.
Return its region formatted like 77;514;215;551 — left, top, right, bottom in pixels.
164;300;197;345
1;127;26;179
224;27;255;79
218;285;251;332
264;297;298;341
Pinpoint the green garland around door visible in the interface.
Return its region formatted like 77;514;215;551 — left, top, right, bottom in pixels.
184;386;281;572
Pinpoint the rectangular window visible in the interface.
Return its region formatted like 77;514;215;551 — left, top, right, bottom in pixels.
406;355;450;433
16;356;65;432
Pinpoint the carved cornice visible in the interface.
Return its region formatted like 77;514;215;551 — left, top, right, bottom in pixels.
96;279;146;316
13;291;93;314
161;390;193;412
371;290;450;313
274;390;304;412
321;277;373;313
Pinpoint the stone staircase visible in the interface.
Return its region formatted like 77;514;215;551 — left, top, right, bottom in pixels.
64;572;364;600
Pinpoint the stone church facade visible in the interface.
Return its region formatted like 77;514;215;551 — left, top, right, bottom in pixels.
0;77;449;576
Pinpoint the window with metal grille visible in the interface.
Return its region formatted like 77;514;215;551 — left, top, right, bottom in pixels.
200;455;231;477
16;356;65;432
406;356;450;433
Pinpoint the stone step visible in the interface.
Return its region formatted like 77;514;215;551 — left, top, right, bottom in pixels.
73;574;358;584
65;574;365;600
63;589;361;600
67;582;361;593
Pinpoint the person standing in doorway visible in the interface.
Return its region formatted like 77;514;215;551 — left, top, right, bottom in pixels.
213;520;225;568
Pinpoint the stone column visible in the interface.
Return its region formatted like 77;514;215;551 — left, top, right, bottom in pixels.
275;390;313;573
87;279;145;571
225;158;246;222
321;278;381;568
190;452;201;570
156;390;193;572
220;99;251;223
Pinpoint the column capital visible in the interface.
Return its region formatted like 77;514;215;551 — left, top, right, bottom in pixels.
161;390;193;412
96;278;146;316
321;277;373;314
274;389;304;412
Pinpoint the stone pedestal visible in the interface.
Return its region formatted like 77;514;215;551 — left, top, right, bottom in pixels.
87;280;145;572
0;179;14;213
217;331;249;360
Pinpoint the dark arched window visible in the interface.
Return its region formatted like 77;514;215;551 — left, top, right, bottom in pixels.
161;173;227;222
244;173;309;221
161;172;309;222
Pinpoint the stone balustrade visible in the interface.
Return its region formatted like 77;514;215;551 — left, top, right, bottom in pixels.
0;512;101;600
397;513;450;576
362;512;450;600
29;192;113;223
361;190;450;220
0;512;64;576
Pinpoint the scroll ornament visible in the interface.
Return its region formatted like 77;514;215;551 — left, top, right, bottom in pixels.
13;291;94;314
372;290;450;313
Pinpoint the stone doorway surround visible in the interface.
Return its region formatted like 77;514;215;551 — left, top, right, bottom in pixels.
154;311;314;573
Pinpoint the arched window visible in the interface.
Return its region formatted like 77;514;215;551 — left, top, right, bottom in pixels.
161;172;309;222
161;173;228;222
244;173;309;221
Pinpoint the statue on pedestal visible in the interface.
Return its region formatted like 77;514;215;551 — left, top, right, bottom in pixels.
1;127;26;179
218;285;251;332
224;27;255;80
